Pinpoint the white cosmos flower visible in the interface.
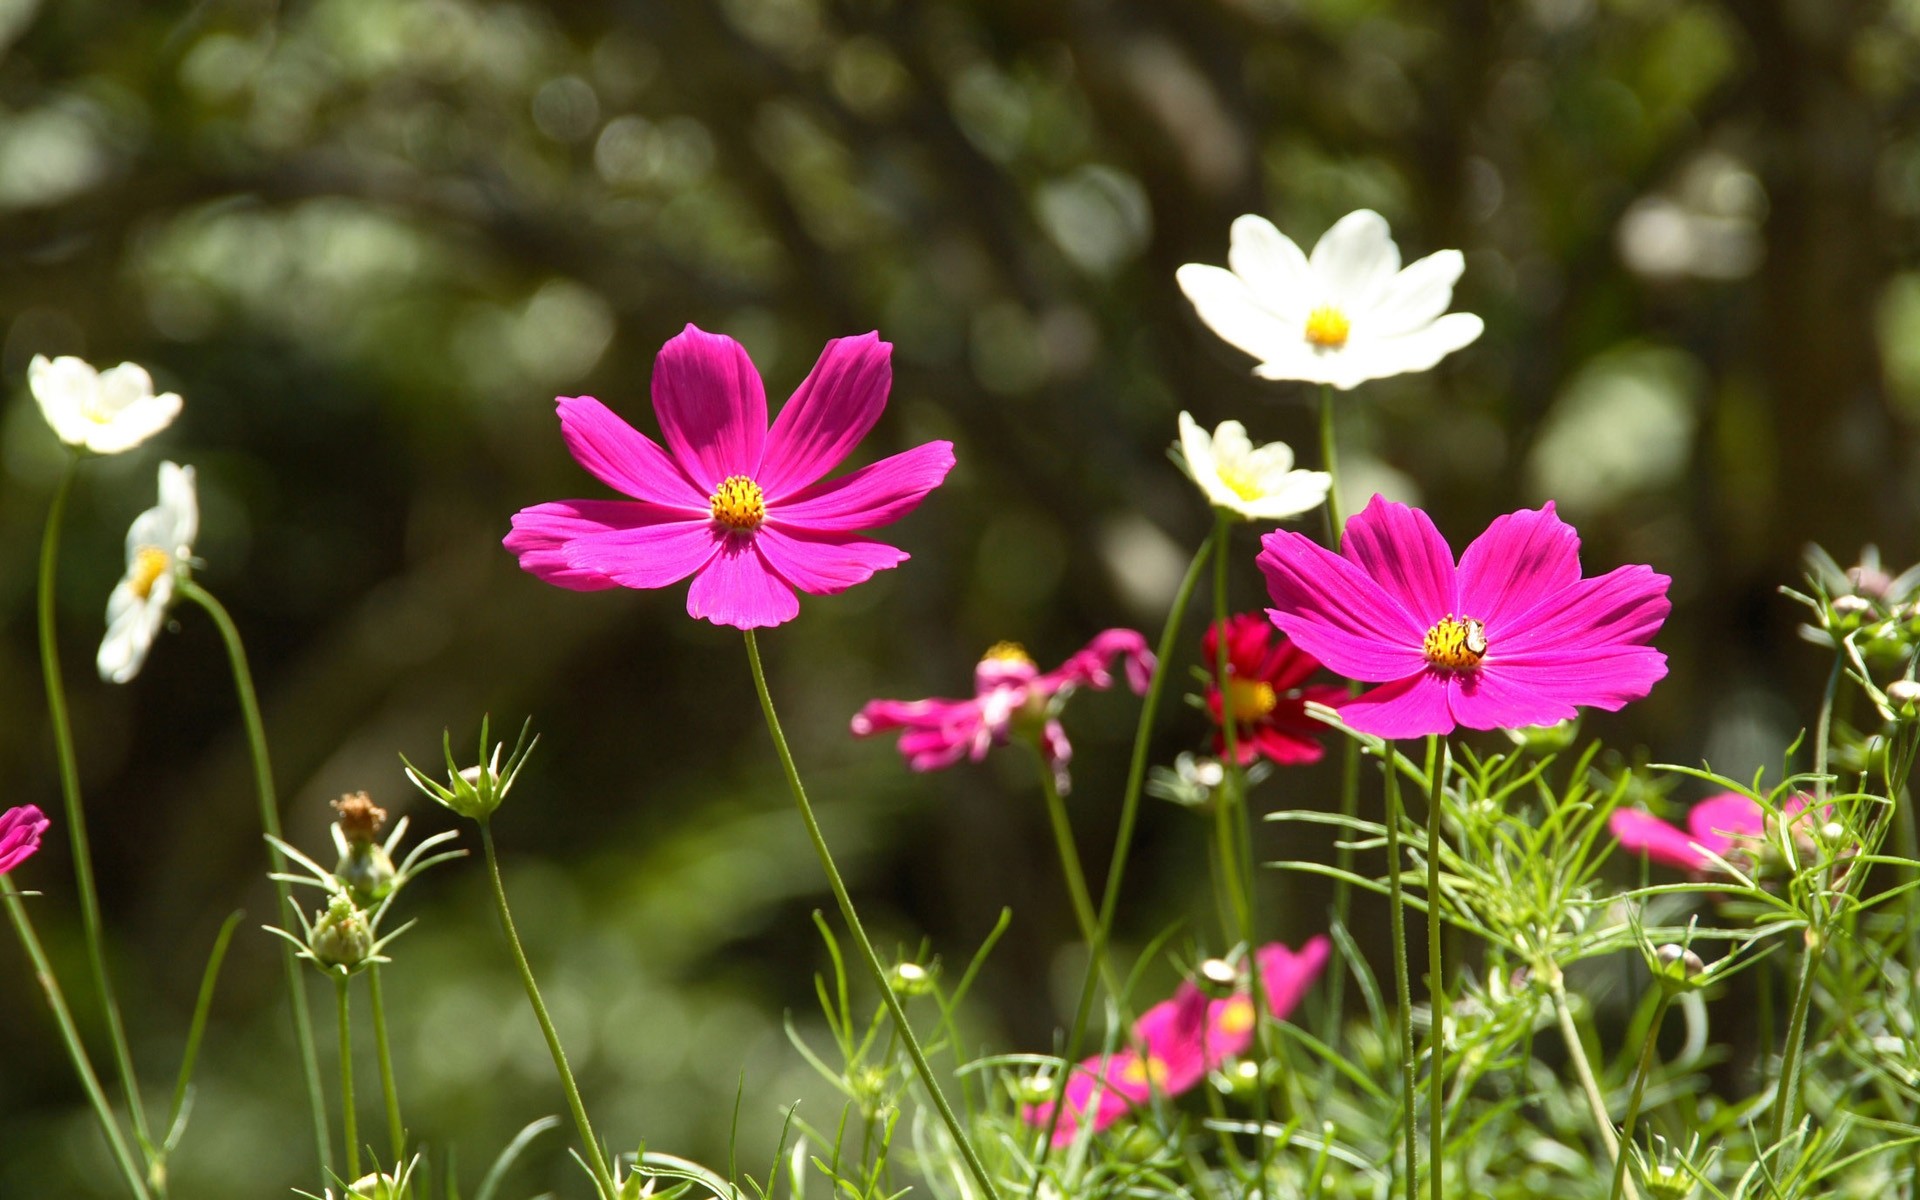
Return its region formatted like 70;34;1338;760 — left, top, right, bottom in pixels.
30;354;183;455
1176;211;1483;390
98;462;198;684
1175;412;1330;521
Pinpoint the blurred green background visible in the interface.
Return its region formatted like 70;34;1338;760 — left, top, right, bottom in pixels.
2;0;1917;1193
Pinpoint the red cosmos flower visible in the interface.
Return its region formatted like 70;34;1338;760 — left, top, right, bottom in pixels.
1202;614;1347;766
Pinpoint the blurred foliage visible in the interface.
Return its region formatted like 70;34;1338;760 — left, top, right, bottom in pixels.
3;0;1920;1193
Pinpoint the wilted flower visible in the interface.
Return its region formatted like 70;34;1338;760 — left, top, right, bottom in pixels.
98;462;197;684
330;793;397;906
506;325;954;629
0;805;50;875
1023;937;1329;1144
851;631;1154;794
402;717;537;823
30;354;183;455
1202;614;1345;765
1176;211;1483;390
1174;413;1329;522
1260;496;1670;739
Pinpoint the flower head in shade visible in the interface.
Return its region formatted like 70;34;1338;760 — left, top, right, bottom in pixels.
98;462;197;684
1259;496;1670;740
506;325;954;630
1175;413;1330;522
0;805;50;875
30;355;183;455
1023;937;1329;1144
1611;793;1822;877
1177;212;1483;390
851;630;1153;794
1202;614;1346;766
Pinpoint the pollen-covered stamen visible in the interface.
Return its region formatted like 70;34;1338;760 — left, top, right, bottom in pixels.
1226;677;1278;721
129;546;171;601
709;474;767;531
1304;305;1351;349
982;641;1035;667
1423;615;1488;671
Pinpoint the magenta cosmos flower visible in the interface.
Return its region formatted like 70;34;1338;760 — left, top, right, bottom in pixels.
1259;496;1670;739
1612;793;1819;874
0;805;50;875
1024;937;1329;1144
850;631;1153;793
506;325;955;629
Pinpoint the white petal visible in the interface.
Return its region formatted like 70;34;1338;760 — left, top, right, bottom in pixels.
29;354;98;447
1226;215;1312;321
1211;420;1254;466
95;363;156;413
1244;439;1297;478
1251;347;1349;387
98;586;160;684
1242;470;1332;520
1309;210;1401;309
85;392;183;455
1355;312;1485;381
156;462;199;550
1178;411;1216;482
1177;263;1295;366
1364;249;1465;339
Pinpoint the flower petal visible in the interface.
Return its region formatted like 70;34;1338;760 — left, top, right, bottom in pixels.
1339;495;1456;627
685;536;800;629
758;333;892;498
1445;662;1585;731
1259;529;1429;682
772;441;955;533
559;513;723;590
557;396;709;509
1227;214;1313;321
1344;312;1484;381
1472;645;1669;716
1309;210;1400;308
755;526;908;595
0;805;50;875
1338;671;1457;738
1455;503;1582;632
1609;809;1710;871
506;499;669;591
98;582;165;684
1177;263;1296;366
1687;793;1766;855
650;325;768;491
1258;935;1331;1022
1365;249;1465;338
1496;563;1671;658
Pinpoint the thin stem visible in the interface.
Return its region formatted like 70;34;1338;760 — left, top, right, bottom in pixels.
1549;973;1634;1200
1319;382;1359;1050
1772;933;1820;1146
176;580;332;1178
1609;992;1673;1200
38;456;151;1152
1385;751;1417;1200
1319;385;1345;536
1813;650;1844;806
746;631;1001;1200
1424;738;1444;1200
1034;539;1213;1168
367;965;405;1162
335;974;359;1183
479;822;617;1199
1032;755;1102;953
2;877;151;1200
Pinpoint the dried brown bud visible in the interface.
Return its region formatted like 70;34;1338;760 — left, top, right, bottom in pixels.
331;792;388;845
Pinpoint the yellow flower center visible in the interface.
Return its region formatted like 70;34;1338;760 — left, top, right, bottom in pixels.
1226;678;1278;721
130;546;171;601
1119;1055;1171;1088
1216;996;1255;1036
982;641;1035;667
1423;615;1488;671
709;475;766;531
1217;463;1265;502
1304;305;1351;349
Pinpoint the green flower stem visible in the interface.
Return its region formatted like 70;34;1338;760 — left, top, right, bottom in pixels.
335;974;359;1183
479;821;617;1200
1548;972;1631;1198
1030;753;1126;1008
1384;748;1416;1200
1609;991;1673;1200
1034;539;1213;1165
1423;740;1447;1200
1319;383;1360;1050
1318;385;1345;537
176;579;332;1179
744;630;1001;1200
38;455;152;1153
2;876;151;1200
367;964;405;1161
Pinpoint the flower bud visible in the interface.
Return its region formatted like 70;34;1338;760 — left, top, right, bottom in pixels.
348;1173;400;1200
1196;957;1240;1000
404;718;536;823
888;961;936;997
1502;717;1579;753
1654;943;1706;992
1215;1057;1262;1099
1643;1163;1695;1200
1890;679;1920;712
1015;1072;1056;1107
312;893;374;970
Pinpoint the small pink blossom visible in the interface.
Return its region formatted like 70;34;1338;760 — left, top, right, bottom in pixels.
0;805;50;875
506;325;954;630
850;631;1154;794
1023;937;1329;1144
1611;793;1817;874
1259;496;1670;739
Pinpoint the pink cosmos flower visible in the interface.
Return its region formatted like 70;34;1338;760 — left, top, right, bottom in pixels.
1611;793;1817;874
1024;936;1330;1144
1259;496;1670;739
850;631;1154;794
0;805;50;875
1202;614;1346;766
506;325;955;630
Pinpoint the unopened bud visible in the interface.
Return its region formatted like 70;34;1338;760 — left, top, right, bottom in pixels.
1216;1057;1262;1099
1654;943;1705;992
312;893;374;970
1821;820;1846;844
1833;594;1874;617
1644;1163;1694;1200
1197;957;1240;1000
1015;1073;1056;1107
1891;679;1920;709
888;961;936;997
349;1173;401;1200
